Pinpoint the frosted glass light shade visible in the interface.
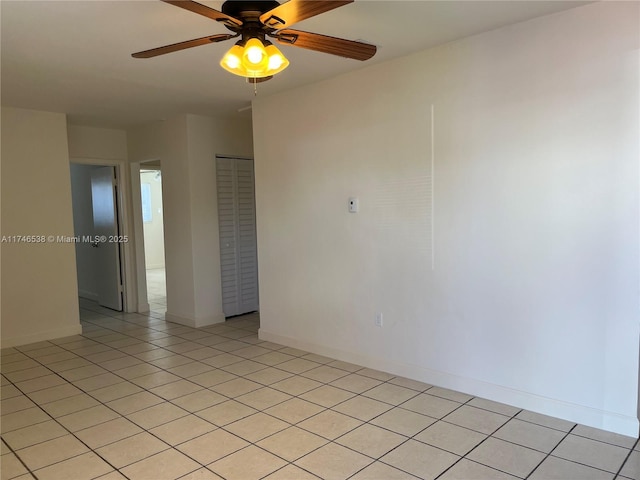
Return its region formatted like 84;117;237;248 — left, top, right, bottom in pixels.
220;38;289;79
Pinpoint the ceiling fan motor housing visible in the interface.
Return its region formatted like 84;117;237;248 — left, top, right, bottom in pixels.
221;0;280;23
221;0;282;44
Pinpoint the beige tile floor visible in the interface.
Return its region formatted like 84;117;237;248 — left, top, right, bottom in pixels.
1;300;639;480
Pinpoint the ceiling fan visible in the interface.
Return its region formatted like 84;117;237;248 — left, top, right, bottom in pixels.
132;0;377;82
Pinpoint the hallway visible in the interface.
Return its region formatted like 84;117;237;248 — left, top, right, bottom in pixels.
146;268;166;314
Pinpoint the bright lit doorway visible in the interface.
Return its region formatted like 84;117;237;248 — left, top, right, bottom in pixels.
140;165;166;312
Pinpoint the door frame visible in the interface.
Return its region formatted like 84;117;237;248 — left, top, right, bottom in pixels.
70;157;135;312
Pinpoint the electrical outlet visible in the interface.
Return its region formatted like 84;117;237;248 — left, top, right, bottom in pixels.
375;312;383;327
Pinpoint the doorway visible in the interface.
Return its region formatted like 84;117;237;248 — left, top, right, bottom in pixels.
70;163;125;311
140;165;166;313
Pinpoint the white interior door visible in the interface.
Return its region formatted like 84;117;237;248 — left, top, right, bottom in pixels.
91;166;123;311
217;157;259;317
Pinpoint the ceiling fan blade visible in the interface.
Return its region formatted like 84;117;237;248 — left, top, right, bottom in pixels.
162;0;242;28
132;34;236;58
260;0;352;28
274;29;376;61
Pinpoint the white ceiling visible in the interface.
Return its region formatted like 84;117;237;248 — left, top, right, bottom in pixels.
1;0;588;129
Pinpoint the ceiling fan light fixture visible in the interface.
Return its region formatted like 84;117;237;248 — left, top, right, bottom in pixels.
220;37;289;79
220;43;244;71
242;37;269;74
265;42;289;74
243;38;267;66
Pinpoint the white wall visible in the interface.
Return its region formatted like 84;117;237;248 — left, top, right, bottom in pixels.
127;121;162;163
187;115;254;324
1;107;82;347
140;170;165;269
253;2;639;436
68;125;127;160
160;115;197;321
127;115;253;326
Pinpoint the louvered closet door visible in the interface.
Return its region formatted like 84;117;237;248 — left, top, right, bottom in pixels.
216;157;259;317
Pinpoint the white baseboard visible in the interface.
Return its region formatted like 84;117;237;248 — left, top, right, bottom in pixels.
166;311;225;328
259;329;639;437
138;302;151;313
1;324;83;349
78;290;98;301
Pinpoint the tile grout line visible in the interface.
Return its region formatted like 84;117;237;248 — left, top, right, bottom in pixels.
3;339;631;480
12;343;259;479
189;359;424;476
429;398;524;480
613;436;639;480
520;423;635;479
4;331;228;477
1;370;127;480
531;426;635;479
4;326;255;478
4;306;639;480
6;309;309;479
75;309;441;478
1;436;40;480
0;363;592;479
523;423;576;479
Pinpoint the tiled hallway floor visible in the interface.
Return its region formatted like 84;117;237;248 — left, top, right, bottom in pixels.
145;268;166;312
2;302;639;480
